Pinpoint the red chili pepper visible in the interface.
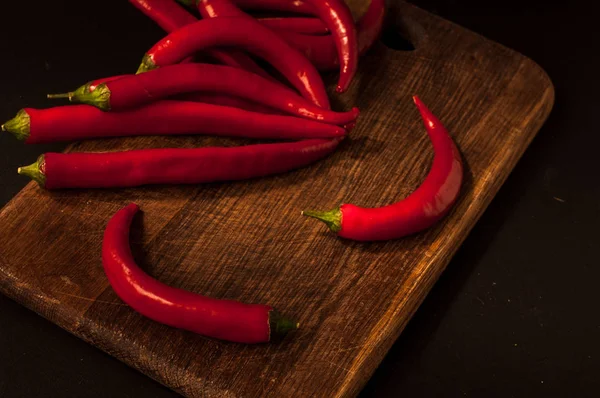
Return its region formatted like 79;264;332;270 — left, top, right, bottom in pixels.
18;138;342;189
103;203;298;343
136;17;330;109
303;97;463;241
301;0;357;92
129;0;271;79
258;17;328;35
273;0;385;71
1;102;345;144
47;64;358;125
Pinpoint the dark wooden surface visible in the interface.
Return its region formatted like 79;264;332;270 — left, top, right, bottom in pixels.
0;1;554;397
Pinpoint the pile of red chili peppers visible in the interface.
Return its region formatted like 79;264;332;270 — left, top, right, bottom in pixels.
1;0;464;344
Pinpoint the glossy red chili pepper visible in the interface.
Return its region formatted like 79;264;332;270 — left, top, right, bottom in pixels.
18;138;342;189
258;17;328;35
303;97;463;241
301;0;357;92
48;64;358;125
275;0;385;71
1;102;345;144
193;0;277;80
103;203;298;343
129;0;271;78
136;17;330;108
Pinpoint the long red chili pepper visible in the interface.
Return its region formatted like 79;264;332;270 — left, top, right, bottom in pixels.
303;97;463;241
135;17;330;108
129;0;271;79
47;64;358;125
103;203;298;343
258;17;328;35
301;0;357;92
18;138;342;189
270;0;385;71
1;102;345;144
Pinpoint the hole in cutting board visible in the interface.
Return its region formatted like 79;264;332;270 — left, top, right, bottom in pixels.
381;25;415;51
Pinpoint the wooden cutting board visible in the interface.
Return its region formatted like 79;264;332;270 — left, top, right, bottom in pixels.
0;1;553;397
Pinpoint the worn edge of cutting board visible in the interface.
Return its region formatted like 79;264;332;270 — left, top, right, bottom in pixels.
0;1;554;397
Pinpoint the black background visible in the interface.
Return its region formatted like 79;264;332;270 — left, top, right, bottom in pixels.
0;0;598;397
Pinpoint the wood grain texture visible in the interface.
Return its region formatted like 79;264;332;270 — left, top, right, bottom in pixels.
0;1;553;397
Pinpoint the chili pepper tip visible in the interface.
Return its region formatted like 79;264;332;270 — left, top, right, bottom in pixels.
302;208;342;233
2;109;31;141
17;155;46;187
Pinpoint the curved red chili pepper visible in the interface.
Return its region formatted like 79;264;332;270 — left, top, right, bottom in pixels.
1;102;345;144
258;17;328;35
193;0;277;81
136;17;330;109
302;0;357;92
48;64;358;125
18;138;342;189
303;97;463;241
275;0;385;71
103;203;298;343
129;0;271;79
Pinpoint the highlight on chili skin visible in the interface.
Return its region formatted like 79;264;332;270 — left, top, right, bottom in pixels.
102;203;298;343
